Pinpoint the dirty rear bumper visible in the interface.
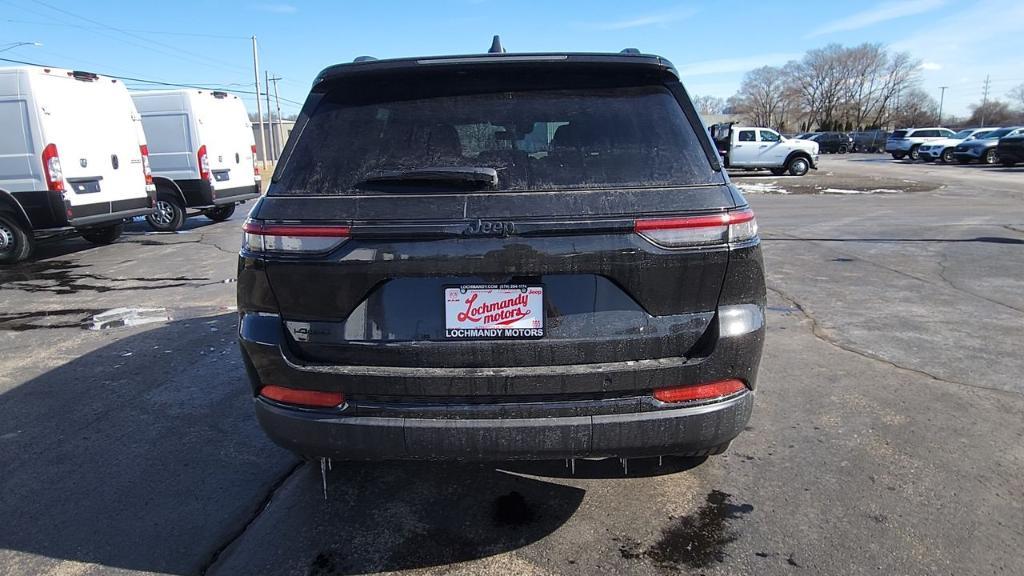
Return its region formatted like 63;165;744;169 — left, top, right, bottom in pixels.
254;390;753;461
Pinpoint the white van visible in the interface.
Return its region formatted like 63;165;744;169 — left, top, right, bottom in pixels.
0;66;156;264
131;90;260;231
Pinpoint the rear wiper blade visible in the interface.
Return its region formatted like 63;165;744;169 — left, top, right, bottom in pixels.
355;166;498;191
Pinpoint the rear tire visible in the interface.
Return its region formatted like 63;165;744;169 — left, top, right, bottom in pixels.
941;148;955;163
983;149;999;165
908;145;921;161
891;152;905;160
146;194;186;232
79;223;123;245
770;167;787;176
0;212;34;265
204;204;235;222
838;145;848;154
787;156;810;176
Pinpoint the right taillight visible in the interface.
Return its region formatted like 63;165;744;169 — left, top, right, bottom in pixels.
653;379;747;404
635;209;757;248
197;144;211;181
242;219;350;254
42;143;64;192
260;385;345;408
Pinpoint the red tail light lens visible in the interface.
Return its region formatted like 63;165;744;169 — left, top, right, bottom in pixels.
260;385;345;408
242;219;350;254
197;144;211;181
635;209;757;248
139;144;153;185
653;379;747;404
251;144;260;178
42;143;64;192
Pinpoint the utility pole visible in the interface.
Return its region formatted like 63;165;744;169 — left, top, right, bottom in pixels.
251;36;267;167
980;75;991;128
265;70;275;162
270;75;283;158
938;86;948;126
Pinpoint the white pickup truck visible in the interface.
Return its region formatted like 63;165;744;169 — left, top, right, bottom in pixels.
709;123;819;176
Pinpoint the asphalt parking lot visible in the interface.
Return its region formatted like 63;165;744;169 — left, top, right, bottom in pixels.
0;154;1022;576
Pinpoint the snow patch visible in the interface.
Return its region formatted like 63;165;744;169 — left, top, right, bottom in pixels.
735;181;790;194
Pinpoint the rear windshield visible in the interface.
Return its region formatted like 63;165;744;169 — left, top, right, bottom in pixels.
273;85;717;195
891;130;908;138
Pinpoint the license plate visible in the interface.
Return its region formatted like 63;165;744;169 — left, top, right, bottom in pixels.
444;284;544;339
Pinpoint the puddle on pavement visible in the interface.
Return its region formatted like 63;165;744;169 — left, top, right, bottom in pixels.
0;305;236;332
0;308;106;331
618;490;754;569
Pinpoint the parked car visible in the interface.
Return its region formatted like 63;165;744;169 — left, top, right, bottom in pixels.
996;132;1024;167
794;132;819;140
131;90;261;231
709;123;819;175
851;130;889;153
810;132;854;154
238;45;767;462
918;128;994;163
885;127;956;160
0;66;156;264
953;127;1024;164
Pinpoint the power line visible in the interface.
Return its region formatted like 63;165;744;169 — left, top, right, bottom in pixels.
0;55;304;107
2;17;250;39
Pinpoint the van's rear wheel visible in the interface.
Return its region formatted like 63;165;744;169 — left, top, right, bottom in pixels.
79;223;123;245
204;204;235;222
147;195;186;232
0;212;34;265
787;156;810;176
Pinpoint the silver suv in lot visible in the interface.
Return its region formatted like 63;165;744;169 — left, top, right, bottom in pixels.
885;127;956;160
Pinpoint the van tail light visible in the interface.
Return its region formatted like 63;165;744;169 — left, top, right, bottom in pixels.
42;143;64;192
653;379;747;404
139;145;153;186
197;144;211;182
260;385;345;408
242;219;350;254
251;144;260;178
635;209;757;248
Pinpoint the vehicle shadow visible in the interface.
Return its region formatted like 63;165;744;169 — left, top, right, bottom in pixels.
0;314;584;575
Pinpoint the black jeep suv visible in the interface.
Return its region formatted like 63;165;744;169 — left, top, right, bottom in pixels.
237;47;766;461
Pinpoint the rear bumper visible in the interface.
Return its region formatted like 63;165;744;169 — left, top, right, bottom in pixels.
68;193;155;228
238;304;764;460
254;390;753;461
177;179;261;208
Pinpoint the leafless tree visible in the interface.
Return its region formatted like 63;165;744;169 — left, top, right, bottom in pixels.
891;87;939;127
692;95;726;116
1008;84;1024;110
967;100;1019;127
730;66;789;128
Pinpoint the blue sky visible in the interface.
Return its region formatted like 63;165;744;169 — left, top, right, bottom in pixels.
1;0;1020;119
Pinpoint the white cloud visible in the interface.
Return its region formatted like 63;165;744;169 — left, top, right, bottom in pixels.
252;3;297;13
677;53;801;77
921;61;942;71
578;6;698;31
806;0;944;38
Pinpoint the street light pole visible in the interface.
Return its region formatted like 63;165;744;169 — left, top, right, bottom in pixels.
938;86;948;126
0;41;42;53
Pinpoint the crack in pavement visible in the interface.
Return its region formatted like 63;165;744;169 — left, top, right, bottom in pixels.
766;231;1024;315
200;459;305;576
197;232;240;256
766;284;1022;400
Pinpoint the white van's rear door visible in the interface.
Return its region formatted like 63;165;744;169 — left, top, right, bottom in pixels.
197;92;256;191
36;72;149;215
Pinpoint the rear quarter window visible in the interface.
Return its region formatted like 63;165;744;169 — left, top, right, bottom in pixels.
273;84;719;195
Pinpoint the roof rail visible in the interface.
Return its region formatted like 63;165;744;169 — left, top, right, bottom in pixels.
353;55;377;63
620;48;641;55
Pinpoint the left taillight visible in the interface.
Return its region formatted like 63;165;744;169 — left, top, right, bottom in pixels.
41;143;64;192
251;144;260;179
139;144;153;186
635;209;757;249
242;219;350;254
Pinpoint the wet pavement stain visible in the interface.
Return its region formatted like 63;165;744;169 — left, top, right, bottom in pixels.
620;490;754;569
0;259;208;294
492;491;535;526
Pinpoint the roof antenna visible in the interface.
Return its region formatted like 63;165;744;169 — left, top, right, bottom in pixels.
488;35;505;54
